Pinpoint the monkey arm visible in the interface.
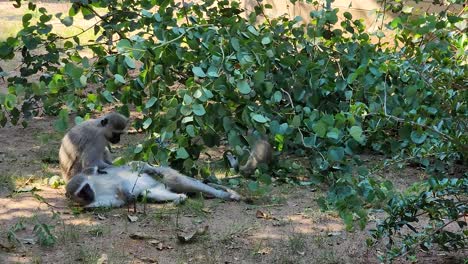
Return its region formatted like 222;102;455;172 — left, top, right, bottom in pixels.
81;147;113;169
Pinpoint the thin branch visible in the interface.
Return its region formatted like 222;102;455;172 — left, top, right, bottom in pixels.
280;88;294;109
382;75;456;144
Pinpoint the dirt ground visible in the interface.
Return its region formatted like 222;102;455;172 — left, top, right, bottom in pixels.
0;116;466;264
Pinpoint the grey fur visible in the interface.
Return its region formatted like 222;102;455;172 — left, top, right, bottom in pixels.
65;162;241;208
59;112;128;181
239;139;273;175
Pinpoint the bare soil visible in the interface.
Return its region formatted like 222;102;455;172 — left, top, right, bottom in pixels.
0;117;466;264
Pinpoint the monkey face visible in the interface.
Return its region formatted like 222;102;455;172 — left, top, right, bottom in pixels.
108;132;122;144
66;181;95;206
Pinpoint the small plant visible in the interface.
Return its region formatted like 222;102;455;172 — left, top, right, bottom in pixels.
288;232;307;255
7;219;26;246
369;176;468;262
33;215;57;247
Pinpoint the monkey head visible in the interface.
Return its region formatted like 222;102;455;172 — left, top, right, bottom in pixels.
65;173;95;206
99;112;128;144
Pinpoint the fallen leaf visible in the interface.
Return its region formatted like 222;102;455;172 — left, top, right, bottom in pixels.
127;215;138;222
97;253;108;264
97;214;107;220
255;210;277;220
15;186;40;193
137;256;158;263
327;231;342;237
21;238;35;245
201;207;212;214
177;226;209;243
0;242;14;252
129;232;153;240
148;239;160;246
256;247;272;255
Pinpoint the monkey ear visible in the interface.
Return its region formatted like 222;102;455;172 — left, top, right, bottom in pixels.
100;118;108;127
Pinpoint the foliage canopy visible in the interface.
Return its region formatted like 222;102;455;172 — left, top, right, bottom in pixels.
0;0;466;261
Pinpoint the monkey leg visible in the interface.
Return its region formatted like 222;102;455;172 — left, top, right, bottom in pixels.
127;163;241;201
144;185;187;204
155;167;241;201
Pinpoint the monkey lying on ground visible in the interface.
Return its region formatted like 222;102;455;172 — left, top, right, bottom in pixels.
66;162;241;208
59;112;128;181
238;139;273;175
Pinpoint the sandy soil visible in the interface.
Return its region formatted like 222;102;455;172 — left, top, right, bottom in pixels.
0;116;466;264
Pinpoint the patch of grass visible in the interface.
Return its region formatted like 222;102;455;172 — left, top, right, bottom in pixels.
88;225;109;237
76;244;100;264
218;222;253;244
179;197;207;218
58;223;81;243
152;204;177;223
0;174;16;194
287;232;307;254
7;218;26;246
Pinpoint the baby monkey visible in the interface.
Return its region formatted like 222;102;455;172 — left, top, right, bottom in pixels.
59;112;128;181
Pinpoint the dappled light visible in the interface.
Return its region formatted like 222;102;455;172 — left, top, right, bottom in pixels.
0;0;466;262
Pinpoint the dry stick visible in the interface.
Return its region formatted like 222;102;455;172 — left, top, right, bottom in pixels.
255;0;272;27
280;88;294;109
181;0;190;26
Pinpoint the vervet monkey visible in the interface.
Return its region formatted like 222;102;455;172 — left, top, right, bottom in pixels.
66;162;241;208
239;139;273;175
59;112;128;181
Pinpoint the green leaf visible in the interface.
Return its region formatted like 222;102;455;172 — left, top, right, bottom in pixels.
145;97;157;109
207;66;219;77
192;66;206;78
183;94;193;105
176;147;190;159
116;39;132;53
53;109;69;133
186;125;196;137
4;94;17;110
237;80;251;94
312;121;327;138
252;114;268;123
114;74;125;84
192;104;206;116
134;144;143;154
22;13;33;26
230;37;240;51
272;91;282;103
101;90;113;102
349;126;364;143
247;181;259;191
411;131;427;144
328;147;345;162
326;129;340;140
124;56;136;69
61;16;73;27
247;26;259;36
261;37;271;45
142;118;152;130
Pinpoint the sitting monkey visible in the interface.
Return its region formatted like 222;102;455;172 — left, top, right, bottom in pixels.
59;112;128;181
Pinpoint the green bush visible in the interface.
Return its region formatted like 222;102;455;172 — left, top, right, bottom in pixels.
0;0;466;261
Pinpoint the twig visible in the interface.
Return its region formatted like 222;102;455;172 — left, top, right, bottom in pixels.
382;75;457;144
181;0;190;26
297;128;326;161
255;0;272;27
280;88;294;109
